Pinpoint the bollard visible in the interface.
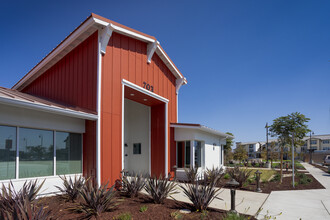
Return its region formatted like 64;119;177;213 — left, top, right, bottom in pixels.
255;170;262;192
226;179;240;214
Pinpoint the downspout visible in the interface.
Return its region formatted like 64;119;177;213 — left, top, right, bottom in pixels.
96;25;113;187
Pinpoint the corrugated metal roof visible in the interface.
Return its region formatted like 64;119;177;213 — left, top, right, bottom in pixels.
0;86;97;120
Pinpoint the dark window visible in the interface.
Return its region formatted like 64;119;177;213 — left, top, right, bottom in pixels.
0;125;16;180
56;132;82;175
133;143;141;154
19;128;54;178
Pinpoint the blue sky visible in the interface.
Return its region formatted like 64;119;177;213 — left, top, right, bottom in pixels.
1;0;330;143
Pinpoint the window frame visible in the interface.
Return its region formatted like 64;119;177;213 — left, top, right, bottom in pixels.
0;123;83;181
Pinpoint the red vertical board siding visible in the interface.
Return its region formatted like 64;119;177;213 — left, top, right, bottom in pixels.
83;121;96;183
101;32;178;184
21;32;98;182
151;103;165;176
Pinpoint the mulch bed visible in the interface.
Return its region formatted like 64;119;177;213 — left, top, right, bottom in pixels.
238;172;325;194
37;193;255;220
311;163;329;173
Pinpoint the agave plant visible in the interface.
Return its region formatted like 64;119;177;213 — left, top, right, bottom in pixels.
180;178;222;211
121;174;145;197
56;175;86;202
227;167;252;188
184;167;199;183
203;167;224;186
72;180;118;218
144;175;178;204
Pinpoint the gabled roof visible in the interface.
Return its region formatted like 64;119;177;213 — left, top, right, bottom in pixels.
13;13;186;91
0;87;97;120
170;123;234;139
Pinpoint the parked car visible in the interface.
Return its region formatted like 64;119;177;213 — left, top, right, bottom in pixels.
323;155;330;166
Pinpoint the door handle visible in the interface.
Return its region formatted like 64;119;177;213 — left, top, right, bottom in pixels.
125;154;128;156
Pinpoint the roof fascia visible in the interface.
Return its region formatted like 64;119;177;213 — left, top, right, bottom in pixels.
170;124;234;139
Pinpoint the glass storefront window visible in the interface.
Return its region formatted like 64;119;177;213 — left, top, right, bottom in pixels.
56;132;82;175
0;126;16;180
19;128;54;178
194;141;203;168
185;141;190;168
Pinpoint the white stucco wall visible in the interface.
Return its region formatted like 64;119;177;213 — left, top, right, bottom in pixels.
0;104;85;133
124;99;150;175
0;104;86;195
174;128;226;170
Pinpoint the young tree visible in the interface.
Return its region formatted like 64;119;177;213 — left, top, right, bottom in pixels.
224;132;234;164
233;145;248;162
269;112;310;183
268;142;279;167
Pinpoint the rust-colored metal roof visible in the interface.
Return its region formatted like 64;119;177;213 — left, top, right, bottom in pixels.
0;86;97;119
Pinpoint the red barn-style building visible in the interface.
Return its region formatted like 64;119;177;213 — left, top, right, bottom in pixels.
0;14;232;192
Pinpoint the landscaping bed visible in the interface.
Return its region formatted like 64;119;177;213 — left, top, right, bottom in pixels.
37;193;253;220
238;172;325;193
217;167;324;194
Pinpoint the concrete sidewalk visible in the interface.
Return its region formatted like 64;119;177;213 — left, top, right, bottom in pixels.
171;185;269;216
257;162;330;220
142;182;269;216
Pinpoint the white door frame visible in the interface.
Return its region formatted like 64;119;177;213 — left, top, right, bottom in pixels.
121;79;169;177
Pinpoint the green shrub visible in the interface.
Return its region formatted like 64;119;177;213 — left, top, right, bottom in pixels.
180;178;221;211
271;173;280;182
114;212;132;220
56;175;85;202
200;210;208;219
144;175;178;204
72;181;117;218
224;173;230;179
121;174;145;197
171;211;183;219
223;212;247;220
298;173;312;185
227;167;252;188
139;205;148;212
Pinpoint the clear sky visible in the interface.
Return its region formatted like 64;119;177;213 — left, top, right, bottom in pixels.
1;0;330;143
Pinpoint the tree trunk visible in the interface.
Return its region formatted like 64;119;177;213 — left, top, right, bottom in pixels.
280;148;283;184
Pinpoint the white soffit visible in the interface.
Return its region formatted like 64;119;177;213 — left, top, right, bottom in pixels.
171;124;234;139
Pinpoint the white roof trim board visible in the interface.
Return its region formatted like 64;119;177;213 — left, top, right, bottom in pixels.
170;124;234;139
13;15;185;91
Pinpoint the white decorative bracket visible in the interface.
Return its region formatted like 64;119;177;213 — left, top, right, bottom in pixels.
147;41;158;63
176;77;187;94
99;25;113;54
